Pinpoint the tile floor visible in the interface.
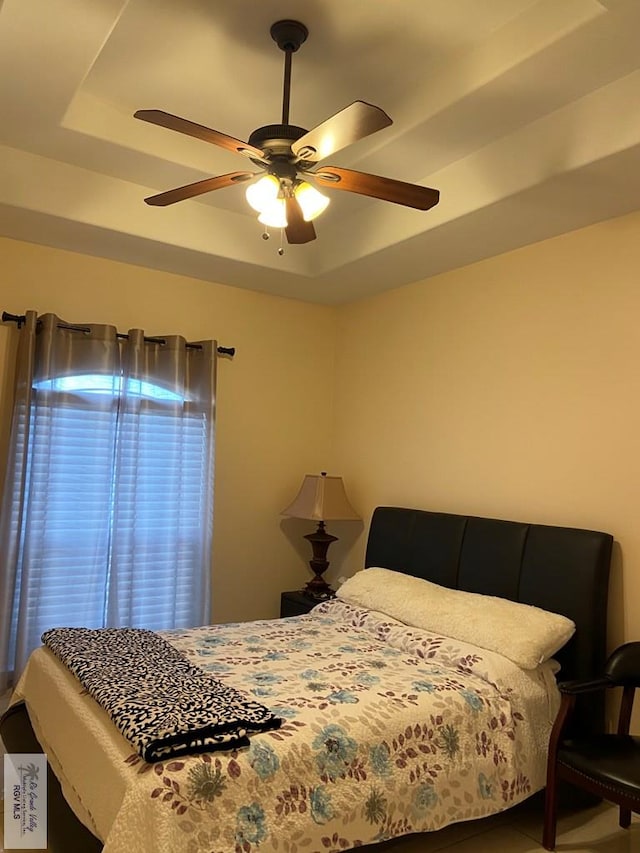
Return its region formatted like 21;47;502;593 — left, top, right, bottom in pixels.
369;801;639;852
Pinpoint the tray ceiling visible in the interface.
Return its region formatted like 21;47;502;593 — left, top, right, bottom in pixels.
1;0;639;303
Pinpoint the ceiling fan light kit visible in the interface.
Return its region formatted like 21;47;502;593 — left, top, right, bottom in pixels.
258;200;287;229
245;174;279;213
295;182;330;221
245;174;328;228
134;19;440;248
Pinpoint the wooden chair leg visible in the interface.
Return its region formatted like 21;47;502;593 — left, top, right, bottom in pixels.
542;776;559;851
542;693;575;851
619;807;631;829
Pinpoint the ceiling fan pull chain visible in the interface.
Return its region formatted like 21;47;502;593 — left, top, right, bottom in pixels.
278;228;285;256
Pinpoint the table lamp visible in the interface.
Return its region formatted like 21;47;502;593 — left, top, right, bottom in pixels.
281;471;360;598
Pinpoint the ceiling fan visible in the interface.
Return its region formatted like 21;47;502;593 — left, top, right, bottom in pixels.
134;20;440;245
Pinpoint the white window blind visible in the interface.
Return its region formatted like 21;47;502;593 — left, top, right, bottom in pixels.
12;376;212;659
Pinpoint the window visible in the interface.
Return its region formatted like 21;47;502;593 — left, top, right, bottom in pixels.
0;314;216;687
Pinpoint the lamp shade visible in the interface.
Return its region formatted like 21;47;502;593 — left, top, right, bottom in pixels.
281;472;360;521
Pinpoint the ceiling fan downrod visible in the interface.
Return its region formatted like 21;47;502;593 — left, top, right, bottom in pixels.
270;20;308;125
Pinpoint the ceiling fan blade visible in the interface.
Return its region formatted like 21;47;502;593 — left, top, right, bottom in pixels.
144;171;255;206
314;166;440;211
285;197;316;244
291;101;392;163
134;110;266;161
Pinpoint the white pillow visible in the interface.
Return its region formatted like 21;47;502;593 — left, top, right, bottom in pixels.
336;567;575;670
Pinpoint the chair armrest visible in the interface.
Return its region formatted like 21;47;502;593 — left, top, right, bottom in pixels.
557;676;611;695
605;641;640;685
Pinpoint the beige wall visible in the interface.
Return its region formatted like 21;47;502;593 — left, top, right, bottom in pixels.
0;237;337;623
2;209;639;685
333;210;640;668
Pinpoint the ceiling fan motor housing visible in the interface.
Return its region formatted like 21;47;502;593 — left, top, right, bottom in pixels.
247;124;309;172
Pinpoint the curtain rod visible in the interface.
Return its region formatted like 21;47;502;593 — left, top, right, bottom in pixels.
1;312;235;357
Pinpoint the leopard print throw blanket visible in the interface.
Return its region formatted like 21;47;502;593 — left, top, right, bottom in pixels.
41;627;281;762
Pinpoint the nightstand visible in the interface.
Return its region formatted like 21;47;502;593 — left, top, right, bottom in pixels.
280;589;332;617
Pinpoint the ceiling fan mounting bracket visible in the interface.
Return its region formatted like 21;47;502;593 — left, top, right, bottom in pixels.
315;170;341;183
270;20;308;53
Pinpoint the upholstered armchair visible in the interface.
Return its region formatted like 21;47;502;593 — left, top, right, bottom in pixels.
543;641;640;850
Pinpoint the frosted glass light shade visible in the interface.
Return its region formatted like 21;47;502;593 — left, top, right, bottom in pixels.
246;175;280;213
258;198;288;228
295;181;330;221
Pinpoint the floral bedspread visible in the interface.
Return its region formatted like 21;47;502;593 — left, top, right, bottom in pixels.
94;599;559;853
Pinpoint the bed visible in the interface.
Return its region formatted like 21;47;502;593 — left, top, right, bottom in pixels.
1;506;613;852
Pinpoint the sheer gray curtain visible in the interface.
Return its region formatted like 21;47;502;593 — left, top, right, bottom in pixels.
0;311;216;690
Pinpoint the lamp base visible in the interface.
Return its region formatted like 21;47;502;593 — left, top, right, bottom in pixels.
303;521;337;597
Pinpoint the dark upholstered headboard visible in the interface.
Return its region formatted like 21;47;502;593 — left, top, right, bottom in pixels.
365;507;613;733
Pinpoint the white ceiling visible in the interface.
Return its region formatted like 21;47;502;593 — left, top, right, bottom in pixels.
1;0;640;304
